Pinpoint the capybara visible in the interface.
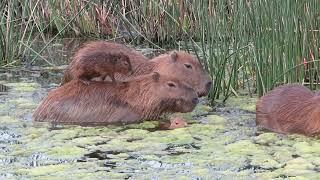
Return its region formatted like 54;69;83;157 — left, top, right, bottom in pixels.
34;72;199;124
62;51;132;85
62;41;148;85
256;84;320;136
159;117;188;130
62;41;212;97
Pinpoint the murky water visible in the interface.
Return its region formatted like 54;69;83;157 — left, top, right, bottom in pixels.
1;41;320;179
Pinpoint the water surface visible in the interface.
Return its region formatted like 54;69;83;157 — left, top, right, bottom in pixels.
1;40;320;179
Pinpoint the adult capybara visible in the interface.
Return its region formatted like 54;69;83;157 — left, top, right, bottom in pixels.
256;84;320;136
62;51;132;85
34;72;199;124
62;41;212;97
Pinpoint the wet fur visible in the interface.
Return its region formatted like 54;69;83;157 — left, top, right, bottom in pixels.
62;41;212;97
256;84;320;136
62;51;132;85
34;73;198;124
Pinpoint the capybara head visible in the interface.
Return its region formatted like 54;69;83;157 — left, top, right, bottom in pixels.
151;51;212;97
159;117;188;130
143;72;199;113
114;52;133;74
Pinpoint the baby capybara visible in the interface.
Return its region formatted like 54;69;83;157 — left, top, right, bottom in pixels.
62;41;212;97
33;72;199;124
62;51;132;85
256;84;320;136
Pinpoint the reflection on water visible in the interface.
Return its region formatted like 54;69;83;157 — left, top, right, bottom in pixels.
1;40;320;179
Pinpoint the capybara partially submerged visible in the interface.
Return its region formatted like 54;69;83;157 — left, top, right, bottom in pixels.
34;72;199;124
256;84;320;136
62;51;132;85
62;41;212;97
159;117;188;130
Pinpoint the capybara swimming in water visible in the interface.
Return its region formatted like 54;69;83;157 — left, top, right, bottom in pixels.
62;51;132;85
256;84;320;136
34;72;199;124
159;117;188;130
62;41;212;97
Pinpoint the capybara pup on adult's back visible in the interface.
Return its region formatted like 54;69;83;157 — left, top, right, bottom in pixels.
61;41;212;97
62;51;132;85
256;84;320;136
34;72;199;124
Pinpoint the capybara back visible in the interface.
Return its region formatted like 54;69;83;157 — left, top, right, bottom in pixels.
256;84;320;135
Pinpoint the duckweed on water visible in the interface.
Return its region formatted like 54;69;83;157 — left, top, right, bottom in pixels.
2;71;320;179
4;82;40;92
225;96;257;112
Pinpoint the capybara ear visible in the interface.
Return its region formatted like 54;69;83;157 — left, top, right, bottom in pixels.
171;51;178;62
152;72;160;81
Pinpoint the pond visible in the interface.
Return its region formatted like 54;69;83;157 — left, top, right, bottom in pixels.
1;40;320;179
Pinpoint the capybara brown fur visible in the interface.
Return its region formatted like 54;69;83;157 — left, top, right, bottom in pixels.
62;41;212;97
256;84;320;136
62;51;132;85
34;72;199;124
115;50;212;97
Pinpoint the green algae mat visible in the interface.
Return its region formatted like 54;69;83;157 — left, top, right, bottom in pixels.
1;70;320;180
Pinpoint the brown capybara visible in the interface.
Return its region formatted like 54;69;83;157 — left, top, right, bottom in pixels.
62;41;148;85
62;41;212;97
33;72;199;124
112;50;212;97
256;84;320;136
159;117;188;130
62;51;132;85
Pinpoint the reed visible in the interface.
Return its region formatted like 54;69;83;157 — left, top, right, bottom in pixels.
0;0;319;103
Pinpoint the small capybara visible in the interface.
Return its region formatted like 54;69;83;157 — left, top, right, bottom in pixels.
33;72;199;124
62;41;148;85
62;51;132;85
256;84;320;136
159;117;188;130
62;41;212;97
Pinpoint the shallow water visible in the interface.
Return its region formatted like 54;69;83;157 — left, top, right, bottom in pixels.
2;42;320;179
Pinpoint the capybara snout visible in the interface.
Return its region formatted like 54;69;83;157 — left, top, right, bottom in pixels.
151;73;199;113
117;52;133;74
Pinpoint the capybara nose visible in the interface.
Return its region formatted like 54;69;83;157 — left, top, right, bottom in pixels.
206;81;212;90
192;97;199;104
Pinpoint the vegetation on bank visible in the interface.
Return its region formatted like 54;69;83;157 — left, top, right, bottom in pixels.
0;0;319;101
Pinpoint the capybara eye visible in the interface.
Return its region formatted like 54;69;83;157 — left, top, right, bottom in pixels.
167;82;176;88
184;63;192;69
